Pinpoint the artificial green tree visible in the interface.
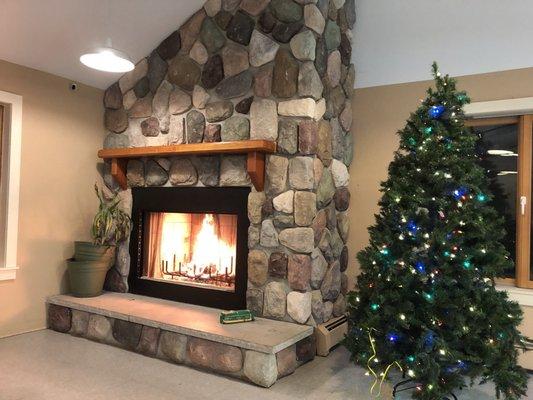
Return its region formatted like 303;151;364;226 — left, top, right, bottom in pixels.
345;64;528;400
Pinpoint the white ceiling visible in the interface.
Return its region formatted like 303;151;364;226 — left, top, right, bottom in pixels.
0;0;205;89
353;0;533;88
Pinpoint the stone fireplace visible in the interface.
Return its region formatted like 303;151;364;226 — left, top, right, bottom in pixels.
100;0;355;326
128;186;249;309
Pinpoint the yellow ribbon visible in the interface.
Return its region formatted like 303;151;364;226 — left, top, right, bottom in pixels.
367;328;403;398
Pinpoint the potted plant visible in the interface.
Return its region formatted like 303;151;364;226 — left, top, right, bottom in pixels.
67;184;131;297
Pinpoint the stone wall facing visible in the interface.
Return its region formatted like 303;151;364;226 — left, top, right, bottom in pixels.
101;0;355;327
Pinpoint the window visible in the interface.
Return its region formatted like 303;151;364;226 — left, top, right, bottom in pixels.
0;90;22;281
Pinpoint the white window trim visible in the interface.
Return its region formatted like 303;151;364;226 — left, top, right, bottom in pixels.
464;96;533;119
0;90;22;281
465;97;533;306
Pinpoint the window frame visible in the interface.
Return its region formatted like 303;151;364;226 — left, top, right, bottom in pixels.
0;90;22;281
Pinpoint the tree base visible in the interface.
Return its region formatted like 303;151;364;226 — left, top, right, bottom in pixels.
392;379;457;399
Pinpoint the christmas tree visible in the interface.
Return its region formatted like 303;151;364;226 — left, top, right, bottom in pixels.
345;64;528;399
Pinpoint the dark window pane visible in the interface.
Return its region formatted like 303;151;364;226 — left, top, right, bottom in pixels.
474;123;518;278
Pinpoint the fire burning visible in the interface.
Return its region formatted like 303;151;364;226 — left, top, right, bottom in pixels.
156;212;237;290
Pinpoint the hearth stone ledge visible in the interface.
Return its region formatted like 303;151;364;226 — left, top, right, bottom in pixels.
47;294;315;387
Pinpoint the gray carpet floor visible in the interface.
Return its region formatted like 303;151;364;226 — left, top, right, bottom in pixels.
0;330;531;399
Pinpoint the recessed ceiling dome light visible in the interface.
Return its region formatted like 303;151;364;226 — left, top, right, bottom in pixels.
80;47;134;73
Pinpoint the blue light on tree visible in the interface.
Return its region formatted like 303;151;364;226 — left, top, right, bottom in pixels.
387;332;399;343
429;105;445;119
416;261;426;274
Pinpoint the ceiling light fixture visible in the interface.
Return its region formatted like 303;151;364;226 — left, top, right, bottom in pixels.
80;47;134;73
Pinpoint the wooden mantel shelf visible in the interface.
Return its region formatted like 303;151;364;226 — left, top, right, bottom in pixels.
98;140;277;192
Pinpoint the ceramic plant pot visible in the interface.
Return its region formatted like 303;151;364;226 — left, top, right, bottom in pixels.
67;258;110;298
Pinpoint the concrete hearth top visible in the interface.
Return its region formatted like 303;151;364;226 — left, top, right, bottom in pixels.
48;292;313;354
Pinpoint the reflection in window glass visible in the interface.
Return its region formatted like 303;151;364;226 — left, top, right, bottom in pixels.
474;123;518;278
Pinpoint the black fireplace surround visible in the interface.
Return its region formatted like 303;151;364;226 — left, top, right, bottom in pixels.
128;187;250;310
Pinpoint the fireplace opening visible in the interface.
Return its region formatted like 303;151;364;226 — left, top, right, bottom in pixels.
143;212;237;292
129;187;249;309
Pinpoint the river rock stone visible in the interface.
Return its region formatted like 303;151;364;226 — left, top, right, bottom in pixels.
260;219;279;247
337;211;349;243
158;331;187;363
221;115;250;141
277;119;298;154
324;20;341;51
113;319;142;349
244;351;278;388
315;38;327;77
70;310;89;336
274;213;295;229
249;226;259;247
288;254;311;291
202;125;220;143
105;108;128;133
323;301;333;322
339;100;352;131
168;115;185;144
216;70;253;99
48;304;71;333
127;160;144;187
272;49;298;98
269;252;288;278
186;110;205;143
326;50;341;87
180;10;207;53
273;190;294;213
202;54;225;89
331;159;349;187
145;159;168;186
345;0;356;28
129;94;153;118
156;30;181;60
204;0;221;16
254;64;273;97
340;245;348;273
140;116;159;137
226;11;255;45
259;11;277;33
137;326;160;356
249;30;280;67
200;17;226;53
312;208;327;244
87;314;115;344
264;281;287;319
316;168;335;207
311;290;325;323
326;85;346;119
247;288;264;316
220;156;250;185
298;62;323;100
250;99;278;140
236;96;254;114
147;52;167;94
279;227;314;253
290;30;316;61
123;90;136;110
287;291;312;323
289;156;314;190
104;268;127;293
248;249;269;286
304;4;325;34
321;261;341;301
334;187;350;211
278;98;316;118
241;0;270;16
343;131;353;167
272;21;303;43
206;101;234;122
104;83;122;109
339;33;351;65
119;58;148;93
195;156;220;186
310;248;327;289
169;158;198;185
271;0;303;23
331;118;344;159
333;294;346;317
248;192;266;224
296;335;316;362
294;191;316;226
222;44;249;77
134;76;150;98
265;155;288;195
168;56;201;91
223;0;241;12
276;345;297;378
169;88;192;115
298;120;318;154
189;41;209;65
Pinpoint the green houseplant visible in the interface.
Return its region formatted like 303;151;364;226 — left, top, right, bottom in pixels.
67;184;131;297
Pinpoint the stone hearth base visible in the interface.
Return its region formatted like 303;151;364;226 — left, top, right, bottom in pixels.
46;293;315;387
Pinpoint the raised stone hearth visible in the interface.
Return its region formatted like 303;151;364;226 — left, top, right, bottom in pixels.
47;293;314;387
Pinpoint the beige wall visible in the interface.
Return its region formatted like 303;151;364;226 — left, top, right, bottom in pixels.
349;66;533;368
0;60;103;338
